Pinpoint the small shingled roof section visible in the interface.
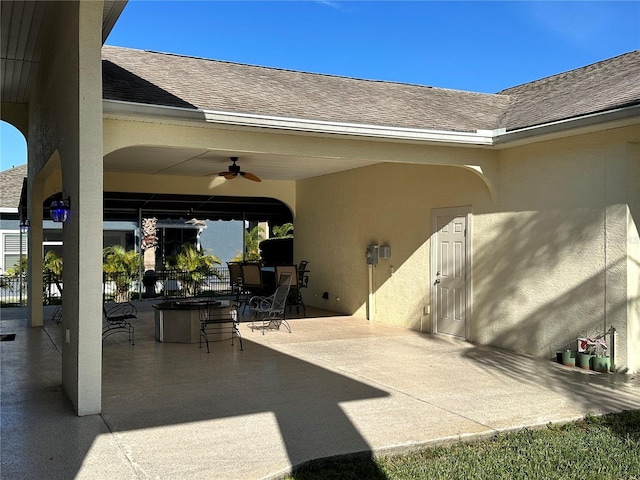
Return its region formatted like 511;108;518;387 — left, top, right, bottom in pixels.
0;164;26;210
498;50;640;131
102;46;510;133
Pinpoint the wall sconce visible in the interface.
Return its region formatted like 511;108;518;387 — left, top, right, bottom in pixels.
379;245;391;260
19;219;30;233
49;198;70;223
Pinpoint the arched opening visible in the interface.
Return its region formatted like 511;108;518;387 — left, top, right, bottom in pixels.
0;121;27;285
31;190;294;301
99;191;294;268
0;120;27;171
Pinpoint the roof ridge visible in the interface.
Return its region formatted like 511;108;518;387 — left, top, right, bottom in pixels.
0;164;27;174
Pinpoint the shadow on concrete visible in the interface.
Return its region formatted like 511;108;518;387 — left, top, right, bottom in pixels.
1;305;390;479
462;342;640;414
0;316;111;480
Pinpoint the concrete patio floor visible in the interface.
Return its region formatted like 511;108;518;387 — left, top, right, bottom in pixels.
2;300;640;479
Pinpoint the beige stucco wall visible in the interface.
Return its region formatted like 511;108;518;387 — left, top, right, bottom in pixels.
296;163;493;322
296;125;639;372
474;130;630;363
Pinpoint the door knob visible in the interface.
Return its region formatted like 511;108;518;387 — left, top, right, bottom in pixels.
434;279;441;284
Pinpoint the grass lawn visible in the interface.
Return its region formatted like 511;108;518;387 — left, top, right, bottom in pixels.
288;410;640;480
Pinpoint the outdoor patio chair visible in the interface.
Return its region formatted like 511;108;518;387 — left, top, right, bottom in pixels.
240;263;264;312
199;301;242;353
275;265;306;317
298;260;309;289
227;262;249;309
102;301;136;344
249;272;292;334
50;303;62;324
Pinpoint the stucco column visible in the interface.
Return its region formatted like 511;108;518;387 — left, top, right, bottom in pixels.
627;143;640;373
29;1;105;416
58;1;104;416
25;1;104;415
27;184;44;327
603;143;635;372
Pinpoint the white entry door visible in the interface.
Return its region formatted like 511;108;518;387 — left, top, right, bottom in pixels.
431;207;469;338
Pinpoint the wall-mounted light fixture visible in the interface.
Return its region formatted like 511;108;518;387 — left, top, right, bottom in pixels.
19;219;30;233
49;198;70;223
379;245;391;260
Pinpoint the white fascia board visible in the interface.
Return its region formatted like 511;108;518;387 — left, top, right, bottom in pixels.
103;99;639;148
201;109;495;145
103;100;206;123
494;105;640;147
103;100;494;145
0;208;18;214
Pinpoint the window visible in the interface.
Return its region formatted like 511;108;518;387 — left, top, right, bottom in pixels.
2;232;26;271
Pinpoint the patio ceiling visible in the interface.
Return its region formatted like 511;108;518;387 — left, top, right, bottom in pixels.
103;145;381;181
1;1;127;104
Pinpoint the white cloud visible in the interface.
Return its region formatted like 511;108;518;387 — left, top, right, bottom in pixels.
527;2;619;46
314;0;342;8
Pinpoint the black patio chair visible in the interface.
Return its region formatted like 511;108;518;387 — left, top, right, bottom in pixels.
199;301;242;353
276;265;306;317
102;301;136;345
227;262;249;308
240;263;264;312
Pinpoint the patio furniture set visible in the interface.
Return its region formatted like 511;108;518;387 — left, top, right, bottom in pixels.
227;260;309;317
96;261;310;352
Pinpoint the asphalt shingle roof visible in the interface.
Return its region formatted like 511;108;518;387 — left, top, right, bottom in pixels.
102;46;509;133
0;164;26;210
498;50;640;130
102;46;640;134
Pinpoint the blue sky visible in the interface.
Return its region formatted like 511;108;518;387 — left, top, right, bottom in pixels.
1;0;639;171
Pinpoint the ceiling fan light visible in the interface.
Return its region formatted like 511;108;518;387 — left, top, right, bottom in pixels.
215;157;261;182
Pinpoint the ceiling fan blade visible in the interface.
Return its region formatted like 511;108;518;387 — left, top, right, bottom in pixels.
241;171;262;182
213;171;236;179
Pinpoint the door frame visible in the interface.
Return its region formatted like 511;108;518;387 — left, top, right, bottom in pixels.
430;206;473;339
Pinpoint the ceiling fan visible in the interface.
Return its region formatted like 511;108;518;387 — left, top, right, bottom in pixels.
214;157;261;182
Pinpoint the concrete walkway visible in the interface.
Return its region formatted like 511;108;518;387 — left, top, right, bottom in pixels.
2;301;639;479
